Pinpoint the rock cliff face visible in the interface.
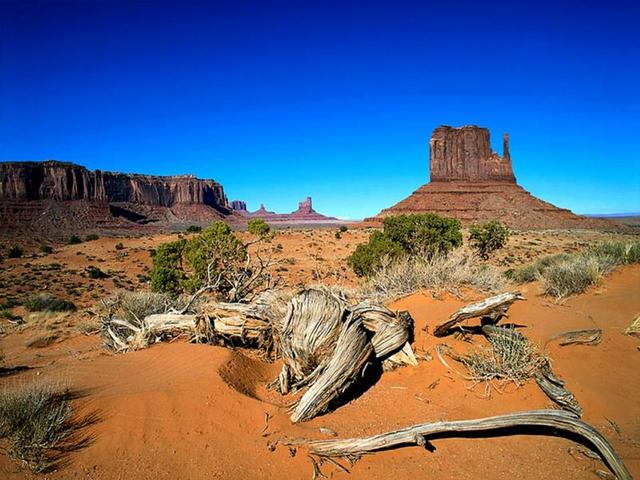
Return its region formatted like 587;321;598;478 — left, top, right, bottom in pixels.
0;161;231;212
429;126;515;182
371;125;615;230
236;197;340;224
230;200;248;212
0;160;236;238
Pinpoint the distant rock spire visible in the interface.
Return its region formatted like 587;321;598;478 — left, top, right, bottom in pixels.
503;132;511;162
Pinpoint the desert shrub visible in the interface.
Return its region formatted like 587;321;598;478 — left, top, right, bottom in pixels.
508;253;572;283
0;382;75;472
348;214;462;277
539;256;608;298
100;290;171;324
86;265;108;279
39;244;54;254
469;220;510;259
84;234;99;241
68;235;82;245
335;231;342;240
7;246;23;258
150;239;187;294
186;225;202;233
115;242;125;250
360;248;505;300
247;218;270;237
348;231;405;277
24;294;76;312
339;225;348;232
462;326;546;387
588;240;640;265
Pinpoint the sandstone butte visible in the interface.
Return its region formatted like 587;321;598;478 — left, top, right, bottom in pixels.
230;196;341;223
368;125;616;230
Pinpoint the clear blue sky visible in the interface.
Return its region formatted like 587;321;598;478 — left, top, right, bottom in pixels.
1;0;638;219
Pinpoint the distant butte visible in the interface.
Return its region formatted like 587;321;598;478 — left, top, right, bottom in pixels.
369;125;616;230
232;196;341;224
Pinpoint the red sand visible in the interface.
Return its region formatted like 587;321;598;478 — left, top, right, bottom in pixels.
1;267;639;479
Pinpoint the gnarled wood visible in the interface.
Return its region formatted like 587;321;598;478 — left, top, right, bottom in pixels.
284;410;631;480
547;329;602;347
433;291;524;337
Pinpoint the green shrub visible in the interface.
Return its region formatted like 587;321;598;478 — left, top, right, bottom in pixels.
84;234;99;241
86;266;108;279
24;294;76;312
348;231;405;277
115;242;124;250
508;253;572;283
469;220;510;259
0;382;75;472
150;239;187;294
7;246;23;259
247;218;271;237
339;225;348;233
588;241;640;265
186;225;202;233
39;245;54;254
348;214;462;277
540;256;606;298
335;231;342;240
68;235;82;245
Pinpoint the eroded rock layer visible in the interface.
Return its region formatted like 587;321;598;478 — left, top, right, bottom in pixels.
372;126;616;230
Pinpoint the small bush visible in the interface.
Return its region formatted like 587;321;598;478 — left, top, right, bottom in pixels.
99;290;171;324
0;382;76;472
508;253;572;283
68;235;82;245
247;218;271;237
39;245;54;254
186;225;202;233
339;225;348;232
588;241;640;265
150;239;187;294
540;256;608;298
335;231;342;240
348;231;404;277
7;246;24;258
115;242;125;250
86;266;109;279
84;234;99;241
24;294;76;312
462;326;546;387
469;220;509;259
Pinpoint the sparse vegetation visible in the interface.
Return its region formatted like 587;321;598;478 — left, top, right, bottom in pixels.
339;225;348;232
7;246;24;258
335;231;342;240
360;248;504;300
247;218;271;237
86;265;109;279
85;234;99;241
348;214;462;277
462;326;547;387
24;294;76;312
0;382;76;472
186;225;202;233
115;242;125;250
26;332;60;348
508;240;640;298
68;235;82;245
469;220;510;259
39;244;54;254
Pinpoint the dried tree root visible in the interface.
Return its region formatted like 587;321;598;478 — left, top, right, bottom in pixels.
283;410;631;480
433;292;524;337
547;329;602;347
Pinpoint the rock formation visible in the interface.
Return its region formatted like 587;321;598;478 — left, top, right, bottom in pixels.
230;200;247;212
371;125;616;230
0;160;235;238
235;197;341;224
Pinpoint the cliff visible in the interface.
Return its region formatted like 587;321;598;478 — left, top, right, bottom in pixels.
235;197;341;224
0;161;231;213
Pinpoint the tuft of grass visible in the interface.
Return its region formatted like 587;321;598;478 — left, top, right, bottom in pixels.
7;246;24;259
24;294;76;312
68;235;82;245
360;248;505;301
25;332;60;348
39;244;54;254
507;253;572;283
0;382;75;472
462;326;546;387
624;313;640;337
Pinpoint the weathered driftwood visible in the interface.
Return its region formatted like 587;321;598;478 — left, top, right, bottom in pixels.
547;329;603;347
433;291;524;337
623;313;640;337
291;316;373;423
283;409;631;480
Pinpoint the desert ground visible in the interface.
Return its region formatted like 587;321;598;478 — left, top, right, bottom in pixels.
1;226;639;479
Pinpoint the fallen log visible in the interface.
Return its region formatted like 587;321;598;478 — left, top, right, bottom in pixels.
283;409;631;480
433;291;524;337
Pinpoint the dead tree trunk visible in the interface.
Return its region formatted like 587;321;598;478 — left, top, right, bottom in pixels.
284;410;631;480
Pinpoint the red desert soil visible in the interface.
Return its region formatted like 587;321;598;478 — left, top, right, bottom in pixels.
1;267;639;479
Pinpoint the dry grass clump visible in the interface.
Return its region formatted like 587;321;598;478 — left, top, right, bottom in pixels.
99;289;172;323
0;382;75;472
624;313;640;337
462;326;547;388
509;240;640;299
24;293;76;312
361;248;505;301
25;332;60;348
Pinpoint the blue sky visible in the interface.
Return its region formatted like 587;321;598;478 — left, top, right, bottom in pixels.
1;0;638;219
